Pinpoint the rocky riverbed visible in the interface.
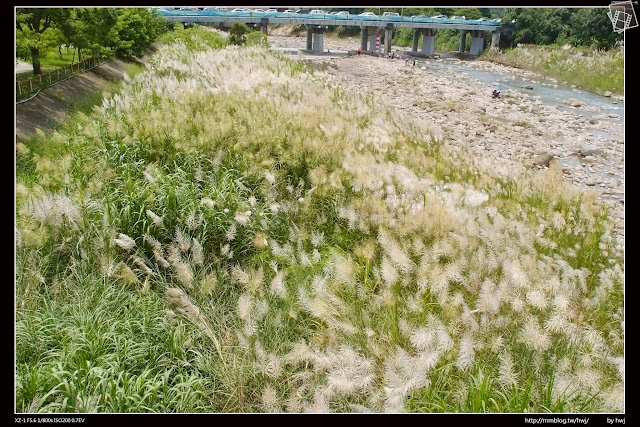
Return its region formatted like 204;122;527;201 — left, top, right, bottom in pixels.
268;35;625;249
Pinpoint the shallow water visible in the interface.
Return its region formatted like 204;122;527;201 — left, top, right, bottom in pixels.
417;56;624;137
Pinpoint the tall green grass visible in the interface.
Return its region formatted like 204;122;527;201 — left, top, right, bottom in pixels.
481;44;624;95
15;25;624;413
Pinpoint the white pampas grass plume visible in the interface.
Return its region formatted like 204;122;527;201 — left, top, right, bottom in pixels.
270;269;287;298
304;389;331;413
146;209;165;228
253;232;269;250
265;172;276;185
498;351;518;388
114;233;136;251
201;198;215;208
237;293;253;322
456;333;476;371
380;256;398;286
519;317;551;351
174;261;194;289
220;243;233;259
129;256;155;276
325;345;376;396
311;230;324;247
174;228;191;253
234;210;251;225
261;384;279;412
165;287;200;320
191;238;204;266
607;356;625;382
225;224;237;241
526;289;548;311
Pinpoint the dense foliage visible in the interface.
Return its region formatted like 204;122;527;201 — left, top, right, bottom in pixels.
16;7;171;74
502;8;621;49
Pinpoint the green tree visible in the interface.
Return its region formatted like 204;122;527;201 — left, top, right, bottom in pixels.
566;8;621;49
246;30;269;48
62;8;119;62
16;8;67;74
228;22;248;45
114;8;167;58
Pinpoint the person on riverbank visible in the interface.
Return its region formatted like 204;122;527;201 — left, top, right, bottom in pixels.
492;86;501;99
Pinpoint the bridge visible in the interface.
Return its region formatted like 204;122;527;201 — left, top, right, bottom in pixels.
155;9;511;57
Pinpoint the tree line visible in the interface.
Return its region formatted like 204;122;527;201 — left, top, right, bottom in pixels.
366;7;621;49
16;8;171;74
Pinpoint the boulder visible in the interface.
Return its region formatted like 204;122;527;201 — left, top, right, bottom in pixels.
533;153;554;167
580;144;601;157
563;98;584;107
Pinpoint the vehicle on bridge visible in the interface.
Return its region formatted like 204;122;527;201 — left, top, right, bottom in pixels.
310;9;328;16
431;14;448;19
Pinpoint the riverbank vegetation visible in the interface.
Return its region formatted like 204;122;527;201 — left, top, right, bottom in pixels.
482;44;624;95
16;25;624;413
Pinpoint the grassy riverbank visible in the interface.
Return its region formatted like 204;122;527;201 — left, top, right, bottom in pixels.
481;44;624;96
16;26;624;413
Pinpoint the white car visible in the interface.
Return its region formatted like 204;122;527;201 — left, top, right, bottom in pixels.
382;12;399;17
335;11;349;15
265;9;278;13
359;12;377;16
283;9;295;13
431;14;448;19
231;8;250;13
450;15;466;20
310;9;326;15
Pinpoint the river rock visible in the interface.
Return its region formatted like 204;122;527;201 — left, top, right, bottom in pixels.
604;91;612;97
523;84;533;89
564;98;584;107
533;153;554;167
580;144;601;156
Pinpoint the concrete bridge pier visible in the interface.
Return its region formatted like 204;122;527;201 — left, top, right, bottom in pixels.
305;25;325;53
491;31;501;48
306;26;313;50
360;27;368;51
420;28;437;56
312;27;324;53
369;27;381;54
459;30;467;53
260;18;269;35
411;28;420;52
384;23;393;55
469;30;485;55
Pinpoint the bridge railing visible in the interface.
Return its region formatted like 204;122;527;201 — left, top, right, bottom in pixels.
156;9;501;26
